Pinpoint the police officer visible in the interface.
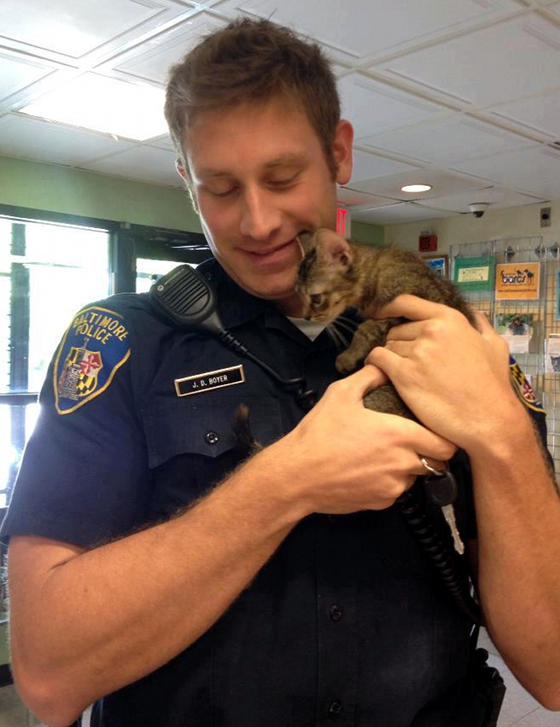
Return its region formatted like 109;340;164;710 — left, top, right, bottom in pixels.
3;18;560;727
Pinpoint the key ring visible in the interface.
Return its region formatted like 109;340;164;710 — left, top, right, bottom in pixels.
419;456;446;477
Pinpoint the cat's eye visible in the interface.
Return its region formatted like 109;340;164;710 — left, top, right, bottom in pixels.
310;294;324;306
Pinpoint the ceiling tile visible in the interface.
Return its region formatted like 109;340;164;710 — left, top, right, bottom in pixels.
0;53;55;103
214;0;519;62
81;145;181;186
484;88;560;141
0;114;134;165
417;187;545;213
360;114;535;165
109;13;226;84
351;168;489;200
339;74;447;138
453;145;560;198
351;149;420;184
353;203;457;225
148;134;175;150
0;0;176;59
380;15;560;106
337;187;400;208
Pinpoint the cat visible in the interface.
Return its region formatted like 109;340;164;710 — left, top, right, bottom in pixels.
295;228;475;419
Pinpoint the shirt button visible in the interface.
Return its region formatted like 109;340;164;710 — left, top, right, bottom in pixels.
329;604;343;622
328;700;343;718
204;431;219;445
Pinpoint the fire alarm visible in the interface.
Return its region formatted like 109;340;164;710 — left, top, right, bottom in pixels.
419;232;438;252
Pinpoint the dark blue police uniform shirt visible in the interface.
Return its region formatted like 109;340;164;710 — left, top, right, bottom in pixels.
1;259;550;726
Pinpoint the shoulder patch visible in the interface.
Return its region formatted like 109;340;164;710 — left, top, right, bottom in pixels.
509;356;545;414
53;306;131;415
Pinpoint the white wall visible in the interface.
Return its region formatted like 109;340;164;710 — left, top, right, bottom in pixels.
384;200;560;254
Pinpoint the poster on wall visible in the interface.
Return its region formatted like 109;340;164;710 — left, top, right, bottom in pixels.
556;270;560;320
545;336;560;373
453;256;494;291
495;262;540;300
423;255;448;278
495;313;534;354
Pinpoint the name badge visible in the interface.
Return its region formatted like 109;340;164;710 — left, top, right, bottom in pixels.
175;364;245;397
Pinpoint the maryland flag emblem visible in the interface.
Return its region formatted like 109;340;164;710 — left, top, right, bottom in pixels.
54;306;130;414
509;356;545;414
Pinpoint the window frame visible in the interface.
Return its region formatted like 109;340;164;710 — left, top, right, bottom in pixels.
0;203;209;505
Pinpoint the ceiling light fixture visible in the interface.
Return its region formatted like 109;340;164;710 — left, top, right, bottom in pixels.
401;184;432;193
20;73;168;141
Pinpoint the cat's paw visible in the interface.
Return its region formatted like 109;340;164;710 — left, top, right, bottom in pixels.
335;351;361;373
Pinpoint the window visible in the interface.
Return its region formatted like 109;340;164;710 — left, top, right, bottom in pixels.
0;216;111;506
0;211;209;507
135;257;193;294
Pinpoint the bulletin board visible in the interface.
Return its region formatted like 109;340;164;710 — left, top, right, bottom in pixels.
450;236;560;475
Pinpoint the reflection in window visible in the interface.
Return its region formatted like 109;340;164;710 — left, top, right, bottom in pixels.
135;257;193;294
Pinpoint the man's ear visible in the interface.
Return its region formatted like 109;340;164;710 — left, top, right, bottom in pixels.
332;119;354;186
175;158;188;181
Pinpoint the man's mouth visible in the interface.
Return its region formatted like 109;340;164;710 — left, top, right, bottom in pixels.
242;239;298;265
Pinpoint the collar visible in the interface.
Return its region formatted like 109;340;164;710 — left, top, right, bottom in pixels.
197;258;361;349
197;258;273;329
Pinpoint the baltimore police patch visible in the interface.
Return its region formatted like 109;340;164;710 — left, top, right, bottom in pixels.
54;305;131;415
509;355;545;414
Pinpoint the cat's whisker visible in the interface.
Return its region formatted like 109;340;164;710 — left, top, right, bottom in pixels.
331;318;359;340
326;323;348;349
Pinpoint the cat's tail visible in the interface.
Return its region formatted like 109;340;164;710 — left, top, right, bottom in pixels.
233;403;262;456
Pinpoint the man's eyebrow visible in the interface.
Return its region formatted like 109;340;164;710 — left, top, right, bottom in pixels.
263;153;306;169
196;154;306;179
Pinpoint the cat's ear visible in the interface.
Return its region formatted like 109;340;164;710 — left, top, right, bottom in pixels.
320;230;353;269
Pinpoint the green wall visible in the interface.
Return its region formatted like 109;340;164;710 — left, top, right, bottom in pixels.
0;155;384;244
0;156;201;231
352;220;384;247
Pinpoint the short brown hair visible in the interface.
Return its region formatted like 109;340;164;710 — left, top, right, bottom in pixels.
165;18;341;178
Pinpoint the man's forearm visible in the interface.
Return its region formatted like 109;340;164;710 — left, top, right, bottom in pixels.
471;410;560;709
9;451;300;727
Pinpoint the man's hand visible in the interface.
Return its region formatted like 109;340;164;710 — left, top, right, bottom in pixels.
258;363;456;517
365;294;520;452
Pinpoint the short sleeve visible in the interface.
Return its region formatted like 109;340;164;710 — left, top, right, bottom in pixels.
0;302;152;548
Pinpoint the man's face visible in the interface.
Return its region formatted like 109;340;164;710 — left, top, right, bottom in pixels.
183;97;353;315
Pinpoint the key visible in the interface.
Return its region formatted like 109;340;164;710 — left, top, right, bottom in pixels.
421;464;465;555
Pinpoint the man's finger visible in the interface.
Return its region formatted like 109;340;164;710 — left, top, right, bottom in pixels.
337;363;388;401
472;310;494;334
365;346;400;375
375;294;445;321
385;320;423;342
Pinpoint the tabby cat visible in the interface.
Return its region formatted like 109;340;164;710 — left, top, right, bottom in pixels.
295;228;475;418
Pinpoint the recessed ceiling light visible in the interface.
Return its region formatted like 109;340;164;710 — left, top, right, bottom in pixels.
401;184;432;193
20;73;167;141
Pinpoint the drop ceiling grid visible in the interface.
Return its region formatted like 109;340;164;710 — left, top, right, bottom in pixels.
106;13;228;84
0;113;136;166
338;74;451;139
375;14;560;108
81;144;180;186
0;0;559;221
452;146;560;198
350;149;421;184
0;0;198;62
212;0;523;63
358;114;540;166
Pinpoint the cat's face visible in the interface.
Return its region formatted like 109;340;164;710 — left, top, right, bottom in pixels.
295;229;358;321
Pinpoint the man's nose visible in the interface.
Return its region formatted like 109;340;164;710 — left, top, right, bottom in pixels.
239;187;281;240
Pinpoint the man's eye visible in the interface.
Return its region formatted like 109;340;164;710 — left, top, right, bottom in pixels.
268;172;300;188
208;187;236;197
